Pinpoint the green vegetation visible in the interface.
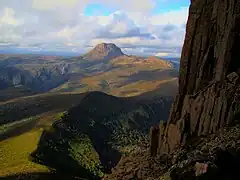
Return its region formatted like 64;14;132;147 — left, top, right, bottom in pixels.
0;52;178;179
0;130;49;176
0;112;65;177
32;92;173;178
69;135;104;177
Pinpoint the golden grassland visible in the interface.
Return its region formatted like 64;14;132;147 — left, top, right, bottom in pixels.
52;65;178;97
0;56;178;177
0;129;49;177
0;112;64;177
50;54;178;95
111;78;178;97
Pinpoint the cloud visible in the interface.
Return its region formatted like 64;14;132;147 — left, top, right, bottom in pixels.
155;52;169;57
0;0;189;57
0;8;23;26
32;0;81;10
150;7;188;25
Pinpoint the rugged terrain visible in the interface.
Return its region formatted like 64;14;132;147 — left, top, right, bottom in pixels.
103;0;240;179
3;0;240;179
0;44;178;101
0;47;178;178
156;0;240;156
30;91;173;179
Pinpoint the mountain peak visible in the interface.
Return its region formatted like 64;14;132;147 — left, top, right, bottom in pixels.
83;43;124;61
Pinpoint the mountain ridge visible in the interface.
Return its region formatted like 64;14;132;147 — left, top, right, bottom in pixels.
30;91;173;178
0;43;178;101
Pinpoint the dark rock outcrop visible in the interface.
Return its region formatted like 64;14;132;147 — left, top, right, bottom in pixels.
155;0;240;155
160;124;240;180
150;125;159;156
103;123;240;180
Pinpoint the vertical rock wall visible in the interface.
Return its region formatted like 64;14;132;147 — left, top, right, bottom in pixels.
156;0;240;155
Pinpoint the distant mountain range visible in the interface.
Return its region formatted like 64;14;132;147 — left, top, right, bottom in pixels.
0;43;179;179
0;46;181;59
0;43;179;101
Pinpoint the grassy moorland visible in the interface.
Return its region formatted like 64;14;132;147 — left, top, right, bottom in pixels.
0;78;177;178
0;92;88;177
31;92;174;179
0;129;49;176
0;111;68;177
51;55;178;96
0;48;179;178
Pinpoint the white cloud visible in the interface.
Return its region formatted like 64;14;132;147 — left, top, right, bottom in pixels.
150;7;189;25
155;52;169;57
110;22;128;34
97;16;113;25
57;27;77;39
0;8;23;26
32;0;85;10
0;0;189;57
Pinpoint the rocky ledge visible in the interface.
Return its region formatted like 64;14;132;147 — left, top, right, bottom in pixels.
103;123;240;180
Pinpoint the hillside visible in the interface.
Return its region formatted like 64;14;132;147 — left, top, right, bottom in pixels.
104;0;240;179
0;93;88;125
0;87;174;178
1;0;239;179
52;53;178;97
0;92;87;177
30;91;173;179
0;43;178;178
0;43;178;101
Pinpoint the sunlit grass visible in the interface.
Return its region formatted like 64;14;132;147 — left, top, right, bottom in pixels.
111;78;178;97
53;68;177;97
0;129;49;176
0;112;65;177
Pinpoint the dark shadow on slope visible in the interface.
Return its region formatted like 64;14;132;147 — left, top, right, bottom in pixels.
31;91;174;178
0;117;39;141
197;149;240;180
0;93;87;125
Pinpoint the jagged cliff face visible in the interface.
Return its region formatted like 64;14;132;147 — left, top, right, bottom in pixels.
156;0;240;155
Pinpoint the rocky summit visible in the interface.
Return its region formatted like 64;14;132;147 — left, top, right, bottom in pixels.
83;43;124;61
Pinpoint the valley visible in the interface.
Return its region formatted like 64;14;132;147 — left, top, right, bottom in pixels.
1;0;240;179
0;43;178;178
0;43;178;101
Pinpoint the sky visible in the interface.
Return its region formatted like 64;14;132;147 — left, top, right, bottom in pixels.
0;0;190;57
